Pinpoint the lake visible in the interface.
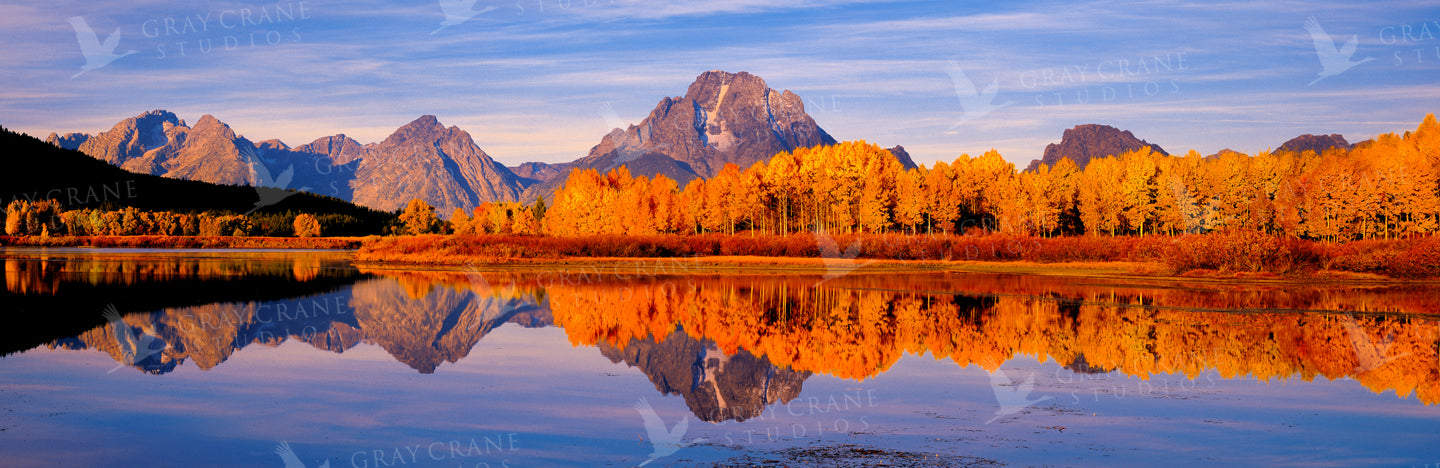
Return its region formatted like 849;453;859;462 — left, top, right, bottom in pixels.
1;248;1438;467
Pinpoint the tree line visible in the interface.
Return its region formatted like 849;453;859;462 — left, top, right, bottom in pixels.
534;114;1439;241
5;200;356;238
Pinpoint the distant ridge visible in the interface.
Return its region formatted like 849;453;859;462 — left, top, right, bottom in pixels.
1024;124;1168;172
1278;133;1351;154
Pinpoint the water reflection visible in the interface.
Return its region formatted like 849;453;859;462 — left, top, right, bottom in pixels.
1;249;364;356
13;251;1440;422
548;273;1440;405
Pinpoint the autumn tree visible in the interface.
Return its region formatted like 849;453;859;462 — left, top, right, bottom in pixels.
398;199;441;235
5;199;64;236
293;213;322;237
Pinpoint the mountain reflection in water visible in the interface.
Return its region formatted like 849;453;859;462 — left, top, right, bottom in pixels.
10;252;1434;424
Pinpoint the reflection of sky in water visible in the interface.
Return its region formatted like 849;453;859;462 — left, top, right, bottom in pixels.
3;324;1440;467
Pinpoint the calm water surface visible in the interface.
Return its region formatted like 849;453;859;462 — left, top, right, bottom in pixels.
1;248;1438;467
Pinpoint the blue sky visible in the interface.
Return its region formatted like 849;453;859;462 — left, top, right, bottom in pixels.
3;0;1438;168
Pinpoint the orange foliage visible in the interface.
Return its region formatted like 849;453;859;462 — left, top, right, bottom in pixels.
534;273;1440;403
540;116;1440;241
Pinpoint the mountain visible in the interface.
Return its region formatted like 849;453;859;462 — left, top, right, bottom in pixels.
59;110;262;186
599;327;810;422
352;115;525;214
1024;124;1169;172
296;134;371;166
1277;134;1351;155
509;161;573;185
1205;148;1245;160
887;145;919;170
47;111;529;216
520;70;843;200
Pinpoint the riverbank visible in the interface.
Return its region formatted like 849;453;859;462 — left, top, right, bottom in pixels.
5;232;1437;283
0;235;366;249
355;232;1440;282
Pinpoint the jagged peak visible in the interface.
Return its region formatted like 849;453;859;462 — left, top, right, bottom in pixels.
685;70;768;104
193;114;223;127
136;109;179;120
406;114;444;130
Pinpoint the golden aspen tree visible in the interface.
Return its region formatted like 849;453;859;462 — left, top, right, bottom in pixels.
924;161;958;233
894;167;926;234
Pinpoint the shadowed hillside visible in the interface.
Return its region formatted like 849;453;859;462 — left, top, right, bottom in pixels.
2;125;393;235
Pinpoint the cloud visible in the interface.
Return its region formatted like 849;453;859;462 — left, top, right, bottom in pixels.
3;0;1436;172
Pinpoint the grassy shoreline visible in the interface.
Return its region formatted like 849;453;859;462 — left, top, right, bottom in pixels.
355;232;1440;281
5;233;1437;284
0;235;367;249
355;254;1430;286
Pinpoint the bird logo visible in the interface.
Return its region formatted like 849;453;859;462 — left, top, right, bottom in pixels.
945;61;1012;129
433;0;496;35
985;366;1052;424
1339;314;1411;374
102;304;165;374
1304;17;1373;86
598;102;628;132
634;397;704;467
246;151;310;215
598;102;669;165
68;16;137;79
274;441;330;468
813;227;876;287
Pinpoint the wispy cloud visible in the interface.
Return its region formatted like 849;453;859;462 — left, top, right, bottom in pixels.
3;0;1436;170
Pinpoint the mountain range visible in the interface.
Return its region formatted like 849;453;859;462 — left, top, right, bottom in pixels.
1022;125;1354;172
43;70;1348;214
44;71;913;216
47;111;526;216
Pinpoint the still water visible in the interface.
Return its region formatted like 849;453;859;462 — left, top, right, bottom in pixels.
1;248;1438;467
